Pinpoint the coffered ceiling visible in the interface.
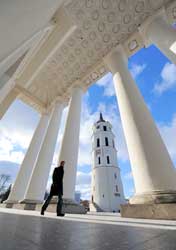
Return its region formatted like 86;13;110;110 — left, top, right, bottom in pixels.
15;0;174;112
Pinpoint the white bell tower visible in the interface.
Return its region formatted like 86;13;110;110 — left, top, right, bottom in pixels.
90;113;126;212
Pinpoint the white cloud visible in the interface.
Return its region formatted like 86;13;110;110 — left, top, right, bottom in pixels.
127;188;135;199
76;184;91;200
0;99;40;165
124;171;133;180
153;62;176;94
158;114;176;163
0;127;26;164
0;161;19;183
76;171;91;186
76;170;91;200
96;72;115;97
96;64;146;97
129;63;146;79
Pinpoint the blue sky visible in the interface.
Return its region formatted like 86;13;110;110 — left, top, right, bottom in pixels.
1;44;176;200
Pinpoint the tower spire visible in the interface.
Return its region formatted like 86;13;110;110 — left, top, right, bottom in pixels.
100;112;103;121
97;112;105;123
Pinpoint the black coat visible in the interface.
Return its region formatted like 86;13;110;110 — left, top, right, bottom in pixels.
50;166;64;195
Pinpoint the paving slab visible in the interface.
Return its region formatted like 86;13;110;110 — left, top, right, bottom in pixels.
0;209;176;250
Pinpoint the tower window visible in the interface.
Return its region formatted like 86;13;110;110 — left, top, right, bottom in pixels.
97;138;100;147
115;185;119;192
112;140;115;148
103;126;107;131
98;156;101;164
114;173;117;179
107;156;110;164
114;193;120;197
97;125;100;129
105;137;109;146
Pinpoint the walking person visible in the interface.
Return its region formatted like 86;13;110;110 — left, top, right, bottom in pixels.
41;160;65;216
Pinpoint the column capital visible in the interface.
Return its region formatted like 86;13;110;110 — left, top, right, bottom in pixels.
138;8;168;47
103;45;128;75
71;85;85;93
67;85;84;102
0;80;19;119
46;100;65;115
138;7;176;64
165;0;176;24
0;78;17;103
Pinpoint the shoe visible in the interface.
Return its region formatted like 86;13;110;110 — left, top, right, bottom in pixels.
41;209;45;215
57;213;65;217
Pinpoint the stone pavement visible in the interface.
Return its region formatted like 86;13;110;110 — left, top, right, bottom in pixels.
0;208;176;250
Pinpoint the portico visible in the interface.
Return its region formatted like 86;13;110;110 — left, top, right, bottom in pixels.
1;0;176;218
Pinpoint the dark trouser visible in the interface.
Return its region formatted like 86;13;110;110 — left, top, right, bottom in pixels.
41;192;63;215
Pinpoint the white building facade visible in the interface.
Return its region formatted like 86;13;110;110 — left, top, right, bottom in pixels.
91;113;125;212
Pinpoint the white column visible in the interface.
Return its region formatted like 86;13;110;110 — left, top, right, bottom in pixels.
58;87;83;200
0;86;18;119
5;114;49;203
104;47;176;204
141;14;176;64
0;28;48;79
23;102;64;203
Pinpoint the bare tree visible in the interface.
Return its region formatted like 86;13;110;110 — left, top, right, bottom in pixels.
0;174;11;194
1;184;12;203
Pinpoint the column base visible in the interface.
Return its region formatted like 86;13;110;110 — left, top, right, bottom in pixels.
0;202;36;210
3;199;17;209
89;202;105;212
121;203;176;220
17;199;43;210
130;190;176;204
37;197;86;214
0;199;19;208
0;203;13;208
0;197;87;214
3;199;18;204
62;198;86;214
20;199;43;204
0;199;43;210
